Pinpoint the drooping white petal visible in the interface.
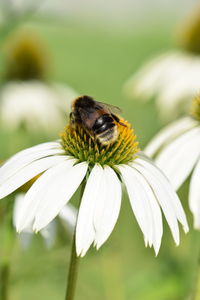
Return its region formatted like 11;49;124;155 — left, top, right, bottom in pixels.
136;156;189;233
59;204;78;233
93;166;121;250
155;127;200;190
33;162;88;231
189;158;200;229
119;164;163;254
137;156;188;232
132;158;188;245
0;141;64;185
13;193;34;249
144;117;198;157
133;164;179;244
119;164;152;245
76;164;104;257
14;193;57;249
0;155;68;199
13;193;27;229
16;159;75;232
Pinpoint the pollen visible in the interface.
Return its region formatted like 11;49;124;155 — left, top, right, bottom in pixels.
191;95;200;121
60;119;139;167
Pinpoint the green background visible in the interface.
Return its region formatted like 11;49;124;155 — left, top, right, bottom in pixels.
0;14;199;300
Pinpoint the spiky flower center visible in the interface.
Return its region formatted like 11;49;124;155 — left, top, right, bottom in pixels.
60;119;139;167
178;10;200;55
3;31;48;81
191;95;200;121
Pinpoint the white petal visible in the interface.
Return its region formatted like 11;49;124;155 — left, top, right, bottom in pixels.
13;193;33;250
93;166;121;250
59;204;78;233
189;158;200;229
76;164;104;257
13;193;27;228
119;164;162;254
144;117;198;157
133;157;188;244
0;155;69;199
33;162;88;231
119;165;151;244
0;141;64;185
155;127;200;190
14;194;57;249
16;159;75;231
136;156;188;232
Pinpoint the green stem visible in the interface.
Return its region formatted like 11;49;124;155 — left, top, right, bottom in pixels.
65;181;85;300
0;262;10;300
0;200;14;300
191;237;200;300
65;234;80;300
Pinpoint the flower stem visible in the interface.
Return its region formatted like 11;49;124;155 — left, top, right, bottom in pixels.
190;236;200;300
65;181;85;300
65;233;80;300
0;262;10;300
0;200;14;300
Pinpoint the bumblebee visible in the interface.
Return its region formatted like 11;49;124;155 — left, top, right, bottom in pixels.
70;95;125;145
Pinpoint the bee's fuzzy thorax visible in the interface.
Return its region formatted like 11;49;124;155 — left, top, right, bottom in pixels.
60;118;139;167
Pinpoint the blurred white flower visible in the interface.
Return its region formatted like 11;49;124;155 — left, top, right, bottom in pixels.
145;96;200;228
124;8;200;121
13;192;77;249
124;51;200;121
0;81;78;134
0;104;188;256
0;30;79;134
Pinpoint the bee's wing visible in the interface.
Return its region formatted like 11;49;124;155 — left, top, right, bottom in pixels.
95;101;122;115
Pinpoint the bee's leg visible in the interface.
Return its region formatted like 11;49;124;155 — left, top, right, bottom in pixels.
118;121;127;127
111;114;127;127
111;114;120;122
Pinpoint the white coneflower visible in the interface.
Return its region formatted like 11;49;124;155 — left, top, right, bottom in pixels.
0;81;77;134
0;96;188;257
145;95;200;228
124;8;200;121
0;30;78;134
13;193;77;249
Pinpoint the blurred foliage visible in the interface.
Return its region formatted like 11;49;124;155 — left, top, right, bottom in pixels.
0;14;199;300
